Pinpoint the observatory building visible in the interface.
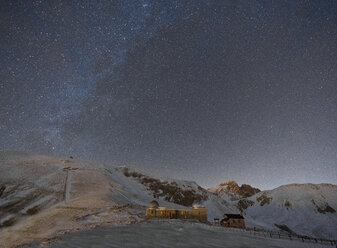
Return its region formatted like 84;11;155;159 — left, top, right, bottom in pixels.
146;201;207;222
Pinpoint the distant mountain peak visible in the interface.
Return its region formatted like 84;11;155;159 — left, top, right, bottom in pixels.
208;181;261;200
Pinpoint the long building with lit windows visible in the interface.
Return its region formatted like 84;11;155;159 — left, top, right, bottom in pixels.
145;200;207;222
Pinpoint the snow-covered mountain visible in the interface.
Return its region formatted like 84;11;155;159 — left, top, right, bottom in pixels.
242;184;337;240
0;151;233;247
0;150;336;247
210;180;337;239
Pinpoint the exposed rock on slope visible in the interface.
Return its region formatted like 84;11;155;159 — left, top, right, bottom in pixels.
311;199;336;214
208;181;260;200
256;192;273;206
237;199;255;212
122;167;208;206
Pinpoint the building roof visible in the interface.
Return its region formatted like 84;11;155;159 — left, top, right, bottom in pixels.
223;214;244;219
192;204;205;209
148;200;159;208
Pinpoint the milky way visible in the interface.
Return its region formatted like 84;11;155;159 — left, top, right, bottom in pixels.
1;0;336;189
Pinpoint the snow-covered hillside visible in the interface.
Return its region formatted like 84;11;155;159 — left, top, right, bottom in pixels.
0;151;336;247
242;184;337;239
0;151;138;248
207;180;337;240
0;151;69;227
0;151;233;247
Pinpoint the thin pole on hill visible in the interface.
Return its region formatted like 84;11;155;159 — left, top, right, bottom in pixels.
63;168;72;203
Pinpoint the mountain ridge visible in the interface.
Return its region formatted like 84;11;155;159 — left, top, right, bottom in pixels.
0;150;336;247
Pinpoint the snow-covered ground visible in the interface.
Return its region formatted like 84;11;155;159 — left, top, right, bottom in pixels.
48;220;331;248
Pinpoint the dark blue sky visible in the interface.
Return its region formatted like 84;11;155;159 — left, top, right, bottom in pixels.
1;0;336;189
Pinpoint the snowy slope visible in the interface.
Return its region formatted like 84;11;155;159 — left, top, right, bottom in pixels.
0;151;69;227
242;184;337;239
0;150;336;247
0;151;138;247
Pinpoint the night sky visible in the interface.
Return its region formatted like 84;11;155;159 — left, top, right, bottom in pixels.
1;0;336;189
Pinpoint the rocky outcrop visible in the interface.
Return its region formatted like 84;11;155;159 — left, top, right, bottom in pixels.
312;199;336;214
256;192;272;206
208;181;260;200
122;168;208;206
237;199;255;211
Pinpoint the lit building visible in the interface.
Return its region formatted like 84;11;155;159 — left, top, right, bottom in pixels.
146;201;207;222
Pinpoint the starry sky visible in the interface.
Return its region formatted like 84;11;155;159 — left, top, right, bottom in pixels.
1;0;336;189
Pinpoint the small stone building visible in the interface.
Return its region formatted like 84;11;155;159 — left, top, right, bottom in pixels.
146;201;207;222
220;214;245;228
